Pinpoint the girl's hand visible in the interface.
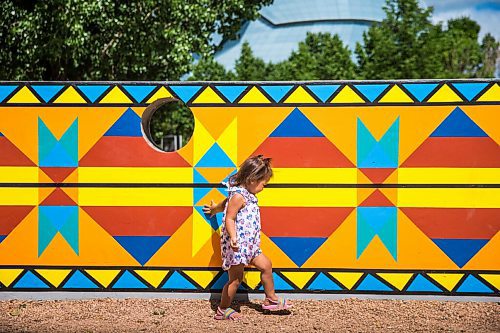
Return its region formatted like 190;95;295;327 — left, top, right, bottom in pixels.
202;200;217;217
230;237;239;252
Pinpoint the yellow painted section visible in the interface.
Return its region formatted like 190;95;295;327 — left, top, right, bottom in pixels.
0;188;37;205
283;86;317;104
398;188;500;208
328;272;363;289
427;84;463;103
35;269;72;287
192;209;214;256
477;83;500;102
331;86;365;103
271;168;357;184
78;167;192;183
478;274;500;290
99;86;133;104
146;87;173;103
134;270;169;288
192;118;216;165
78;188;192;206
85;269;121;287
0;167;38;182
258;188;356;207
399;168;500;184
53;86;86;104
376;273;413;290
0;269;23;287
379;85;413;103
183;270;218;288
427;273;464;291
216;118;238;166
192;87;225;104
282;272;315;289
7;86;41;103
238;86;271;104
243;271;262;289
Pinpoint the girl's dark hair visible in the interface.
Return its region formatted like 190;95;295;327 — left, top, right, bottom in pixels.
229;155;273;186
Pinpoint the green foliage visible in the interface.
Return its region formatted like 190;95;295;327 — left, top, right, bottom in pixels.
150;102;194;146
234;42;270;80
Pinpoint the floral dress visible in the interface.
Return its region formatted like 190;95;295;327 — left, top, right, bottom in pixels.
220;185;262;271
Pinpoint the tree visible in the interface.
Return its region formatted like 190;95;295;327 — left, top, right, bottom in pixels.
189;56;235;81
478;33;499;78
0;0;272;80
233;41;270;80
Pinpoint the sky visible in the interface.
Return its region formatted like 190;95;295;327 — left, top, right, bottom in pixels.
424;0;500;39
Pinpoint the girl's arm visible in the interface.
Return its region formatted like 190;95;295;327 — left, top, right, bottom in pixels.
202;198;228;217
224;194;245;251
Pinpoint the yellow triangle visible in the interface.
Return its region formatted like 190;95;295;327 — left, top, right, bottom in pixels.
99;86;133;104
35;269;72;287
427;273;464;291
462;232;500;270
0;269;24;287
190;107;236;140
7;86;41;103
281;271;315;289
216;118;238;165
461;105;500;144
376;273;413;290
283;86;317;104
53;86;87;104
146;87;173;104
238;86;271;104
134;270;169;288
85;269;121;287
356;108;400;140
183;270;218;288
379;85;414;103
192;209;215;256
427;84;463;103
192;117;215;165
330;86;365;104
260;233;298;268
478;274;500;290
243;271;262;289
477;83;500;102
192;86;225;104
196;167;235;183
328;272;363;289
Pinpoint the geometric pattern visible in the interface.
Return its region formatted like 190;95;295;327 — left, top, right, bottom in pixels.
1;80;499;297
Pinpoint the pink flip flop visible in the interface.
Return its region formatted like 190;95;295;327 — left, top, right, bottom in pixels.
262;297;292;311
214;306;241;320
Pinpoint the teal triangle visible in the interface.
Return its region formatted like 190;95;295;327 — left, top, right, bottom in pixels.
357;207;397;260
356;274;393;291
38;208;59;256
306;85;340;102
31;85;65;102
193;169;211;204
38;118;58;164
162;271;197;290
195;143;235;167
62;270;98;289
76;85;110;103
378;118;399;165
377;214;397;260
451;83;489;101
307;273;343;291
354;84;389;102
259;273;294;291
58;119;78;163
356;212;376;259
270;107;323;137
122;85;156;103
40;141;78;167
214;85;247;103
356;119;378;165
59;211;79;255
406;274;442;292
13;271;49;289
402;83;438;102
0;85;18;102
261;85;294;102
456;275;494;293
170;86;203;103
112;271;148;289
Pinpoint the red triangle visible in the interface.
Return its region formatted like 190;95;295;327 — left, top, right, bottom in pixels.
81;206;192;236
252;137;354;167
0;206;35;235
79;137;190;167
359;168;396;184
359;189;394;207
0;137;35;166
40;167;76;183
40;188;77;206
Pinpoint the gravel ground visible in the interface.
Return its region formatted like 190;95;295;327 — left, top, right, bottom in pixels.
1;298;499;333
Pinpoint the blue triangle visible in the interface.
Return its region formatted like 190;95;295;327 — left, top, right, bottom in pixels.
0;132;3;137
456;275;493;293
306;85;340;102
194;188;212;206
195;206;223;230
62;270;98;289
261;85;294;102
31;85;65;102
195;143;235;167
406;274;442;292
0;85;18;102
431;107;487;137
354;84;389;102
259;273;294;291
112;271;148;289
0;235;6;243
114;236;169;266
356;274;393;291
270;108;323;137
122;85;156;103
13;271;49;289
162;271;197;289
357;119;378;165
170;86;203;103
432;239;489;268
38;209;59;256
358;144;398;168
210;272;246;291
104;108;142;137
58;119;79;165
214;85;247;103
77;85;110;103
39;141;78;167
194;168;209;183
307;273;343;291
38;118;58;164
451;83;488;101
402;83;438;102
270;237;327;267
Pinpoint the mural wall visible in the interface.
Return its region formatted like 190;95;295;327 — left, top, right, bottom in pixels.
0;81;498;296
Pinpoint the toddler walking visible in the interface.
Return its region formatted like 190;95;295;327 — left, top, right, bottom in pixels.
203;155;291;320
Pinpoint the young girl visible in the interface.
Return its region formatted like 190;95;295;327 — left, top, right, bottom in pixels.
203;155;291;320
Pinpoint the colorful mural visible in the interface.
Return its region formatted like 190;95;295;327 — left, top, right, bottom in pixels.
0;81;499;296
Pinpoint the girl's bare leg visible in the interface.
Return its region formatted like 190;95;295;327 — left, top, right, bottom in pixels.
251;253;277;301
219;264;244;309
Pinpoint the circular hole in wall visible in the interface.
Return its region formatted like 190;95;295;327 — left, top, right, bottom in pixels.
142;98;194;152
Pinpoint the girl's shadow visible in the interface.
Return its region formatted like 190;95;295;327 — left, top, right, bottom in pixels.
209;299;292;315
